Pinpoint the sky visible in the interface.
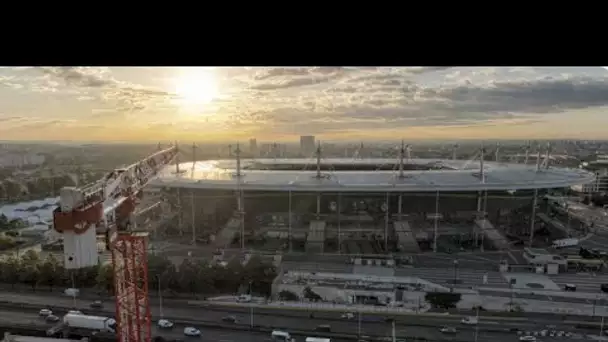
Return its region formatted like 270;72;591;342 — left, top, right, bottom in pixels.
1;66;608;142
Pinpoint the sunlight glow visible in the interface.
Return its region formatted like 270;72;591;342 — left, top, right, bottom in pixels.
173;68;219;107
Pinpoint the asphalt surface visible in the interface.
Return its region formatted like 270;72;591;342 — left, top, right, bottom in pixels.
0;308;282;342
0;307;593;342
0;291;602;340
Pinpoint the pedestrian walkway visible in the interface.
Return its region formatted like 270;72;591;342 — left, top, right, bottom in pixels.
549;272;608;293
395;267;510;288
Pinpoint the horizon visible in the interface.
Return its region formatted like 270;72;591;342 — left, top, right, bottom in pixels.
1;67;608;142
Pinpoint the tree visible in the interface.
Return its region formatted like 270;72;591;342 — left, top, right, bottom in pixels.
243;256;277;297
0;256;21;288
95;264;115;294
148;255;172;290
425;292;462;310
177;259;199;295
19;251;40;291
38;254;63;290
278;290;299;301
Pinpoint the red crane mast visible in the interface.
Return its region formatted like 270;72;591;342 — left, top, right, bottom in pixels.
53;145;179;342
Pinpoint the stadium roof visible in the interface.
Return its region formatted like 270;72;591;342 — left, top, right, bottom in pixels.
150;158;595;192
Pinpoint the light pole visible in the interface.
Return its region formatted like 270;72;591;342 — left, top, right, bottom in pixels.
452;259;459;292
158;275;164;319
249;281;254;328
357;306;362;338
474;306;480;342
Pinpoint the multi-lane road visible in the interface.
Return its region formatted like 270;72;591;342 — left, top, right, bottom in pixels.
0;291;604;341
0;305;598;342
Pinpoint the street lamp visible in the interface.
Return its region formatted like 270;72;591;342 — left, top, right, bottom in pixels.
249;281;254;328
452;259;459;292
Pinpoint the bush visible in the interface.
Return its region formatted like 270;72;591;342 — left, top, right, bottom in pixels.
303;287;323;302
278;290;299;301
425;292;461;309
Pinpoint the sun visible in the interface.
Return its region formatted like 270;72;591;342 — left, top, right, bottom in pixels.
173;68;219;106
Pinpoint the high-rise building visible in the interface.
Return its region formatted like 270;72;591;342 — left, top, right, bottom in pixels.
300;135;315;156
249;138;257;156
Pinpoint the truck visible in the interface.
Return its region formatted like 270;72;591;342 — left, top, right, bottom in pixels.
63;313;117;333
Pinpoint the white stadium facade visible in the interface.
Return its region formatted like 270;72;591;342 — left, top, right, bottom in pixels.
147;156;596;256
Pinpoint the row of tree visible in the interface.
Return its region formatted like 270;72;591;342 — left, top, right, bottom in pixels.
0;250;278;298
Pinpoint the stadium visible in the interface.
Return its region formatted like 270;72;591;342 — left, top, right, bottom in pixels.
145;154;596;257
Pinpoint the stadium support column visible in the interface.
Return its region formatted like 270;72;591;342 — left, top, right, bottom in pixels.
529;189;538;247
433;190;439;253
235;143;245;251
524;141;530;165
384;192;389;252
315;142;322;220
338;193;342;254
397;141;405;221
191;190;195;245
288;190;292;253
495;142;500;162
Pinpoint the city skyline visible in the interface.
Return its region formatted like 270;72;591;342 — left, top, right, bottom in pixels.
1;67;608;142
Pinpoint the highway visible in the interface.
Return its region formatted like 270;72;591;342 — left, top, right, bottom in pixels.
0;292;599;341
0;304;599;341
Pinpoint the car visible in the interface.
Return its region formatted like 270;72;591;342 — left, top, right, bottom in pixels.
315;325;331;332
460;316;478;325
158;319;174;329
564;284;577;292
90;300;103;308
46;315;60;323
183;327;201;337
440;326;457;334
341;312;355;319
222;316;237;323
68;310;83;315
519;336;536;342
39;309;52;317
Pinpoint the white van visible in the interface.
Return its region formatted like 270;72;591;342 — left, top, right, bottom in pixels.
271;330;292;341
552;238;579;249
64;288;80;297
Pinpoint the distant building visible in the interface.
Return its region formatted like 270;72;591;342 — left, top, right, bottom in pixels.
0;153;45;168
249;138;257;157
300;136;315;156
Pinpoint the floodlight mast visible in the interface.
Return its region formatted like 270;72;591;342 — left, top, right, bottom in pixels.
524;141;531;165
479;145;486;183
544;143;552;170
234;143;245;250
398;140;405;179
315;141;322;180
495;142;500;162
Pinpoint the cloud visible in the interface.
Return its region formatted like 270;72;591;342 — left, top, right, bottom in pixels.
34;67;174;112
223;67;608;135
2;66;608;140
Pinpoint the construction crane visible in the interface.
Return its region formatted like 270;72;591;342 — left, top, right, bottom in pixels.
52;145;179;342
